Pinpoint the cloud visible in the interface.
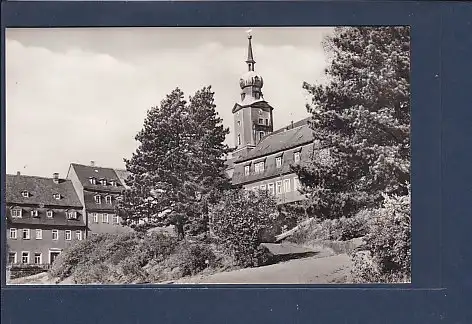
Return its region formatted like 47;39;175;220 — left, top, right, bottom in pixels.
6;28;329;177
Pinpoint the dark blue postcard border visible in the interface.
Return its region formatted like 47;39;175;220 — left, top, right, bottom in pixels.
1;1;472;323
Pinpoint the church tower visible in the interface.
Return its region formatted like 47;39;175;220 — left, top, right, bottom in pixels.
232;30;275;158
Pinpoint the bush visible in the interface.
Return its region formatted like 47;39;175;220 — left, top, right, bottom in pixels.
163;241;218;277
350;191;411;283
289;212;368;245
210;189;278;267
49;232;179;284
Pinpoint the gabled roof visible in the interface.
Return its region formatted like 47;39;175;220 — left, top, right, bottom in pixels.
69;163;124;193
113;168;131;189
6;174;82;208
235;117;314;163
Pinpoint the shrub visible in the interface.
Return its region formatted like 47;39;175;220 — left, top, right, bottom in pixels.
164;241;217;277
210;189;278;267
49;231;179;284
350;191;411;283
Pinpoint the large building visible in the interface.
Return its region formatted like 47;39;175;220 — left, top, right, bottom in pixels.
226;33;328;204
67;162;131;236
6;172;86;267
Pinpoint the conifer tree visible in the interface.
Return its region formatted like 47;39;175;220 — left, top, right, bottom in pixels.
117;87;231;239
295;27;410;219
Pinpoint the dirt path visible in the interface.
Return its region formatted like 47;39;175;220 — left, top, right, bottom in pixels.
173;253;352;284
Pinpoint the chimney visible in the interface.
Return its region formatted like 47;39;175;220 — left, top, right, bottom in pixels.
53;173;59;184
291;120;294;129
16;171;21;176
90;160;95;167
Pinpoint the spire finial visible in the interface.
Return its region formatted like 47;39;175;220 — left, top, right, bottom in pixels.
245;29;255;71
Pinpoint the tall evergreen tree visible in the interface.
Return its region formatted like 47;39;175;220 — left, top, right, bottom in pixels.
117;87;231;239
295;27;410;219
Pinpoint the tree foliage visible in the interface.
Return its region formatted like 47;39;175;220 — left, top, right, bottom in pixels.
117;86;231;239
209;189;278;267
295;26;411;219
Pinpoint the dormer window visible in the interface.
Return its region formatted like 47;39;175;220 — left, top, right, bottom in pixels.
244;165;250;176
100;179;107;186
254;161;265;174
110;180;117;186
105;196;112;204
47;210;53;218
31;210;39;218
275;156;283;168
21;191;29;198
94;195;101;204
11;208;22;218
67;211;78;220
294;151;301;163
53;193;61;200
89;177;96;185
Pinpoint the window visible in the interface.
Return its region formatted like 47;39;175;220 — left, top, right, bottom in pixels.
11;209;22;218
53;193;61;200
101;179;107;185
9;228;17;239
21;190;29;198
110;180;117;186
258;118;263;124
21;252;29;264
294;151;301;163
47;210;53;218
92;213;99;223
268;183;275;196
22;229;30;240
275;156;282;168
265;119;269;126
244;165;250;176
260;184;267;191
89;177;96;184
67;211;77;219
76;231;83;241
94;195;101;204
35;229;42;240
293;177;300;191
31;210;39;217
237;120;241;126
52;230;59;240
102;213;109;223
255;161;265;174
112;215;119;225
259;131;264;141
237;134;241;146
105;196;112;204
276;181;283;195
34;253;42;265
284;179;291;193
8;252;17;264
65;230;72;240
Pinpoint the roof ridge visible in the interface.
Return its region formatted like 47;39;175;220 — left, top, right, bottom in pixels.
6;174;71;181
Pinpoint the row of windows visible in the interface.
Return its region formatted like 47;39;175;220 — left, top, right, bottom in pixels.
248;177;300;195
89;213;119;224
244;152;301;176
89;177;118;186
21;190;63;200
10;209;78;219
93;195;113;204
9;228;83;241
236;131;268;146
8;251;44;265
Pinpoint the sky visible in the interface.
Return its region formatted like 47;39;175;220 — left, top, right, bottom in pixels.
6;27;333;178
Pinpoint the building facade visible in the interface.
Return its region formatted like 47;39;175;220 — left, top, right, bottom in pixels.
67;162;131;236
6;173;86;267
228;33;329;204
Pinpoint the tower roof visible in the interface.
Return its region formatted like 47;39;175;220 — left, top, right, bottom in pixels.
245;29;256;71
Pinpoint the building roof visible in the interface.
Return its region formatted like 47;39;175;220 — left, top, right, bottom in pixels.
69;163;125;193
235;117;314;163
6;174;83;208
114;168;131;189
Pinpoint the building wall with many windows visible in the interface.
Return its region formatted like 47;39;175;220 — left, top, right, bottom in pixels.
6;173;86;266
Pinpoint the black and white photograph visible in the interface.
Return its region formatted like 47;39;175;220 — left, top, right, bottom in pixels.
5;26;411;285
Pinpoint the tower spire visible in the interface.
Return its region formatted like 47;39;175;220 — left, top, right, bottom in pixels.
246;29;255;71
